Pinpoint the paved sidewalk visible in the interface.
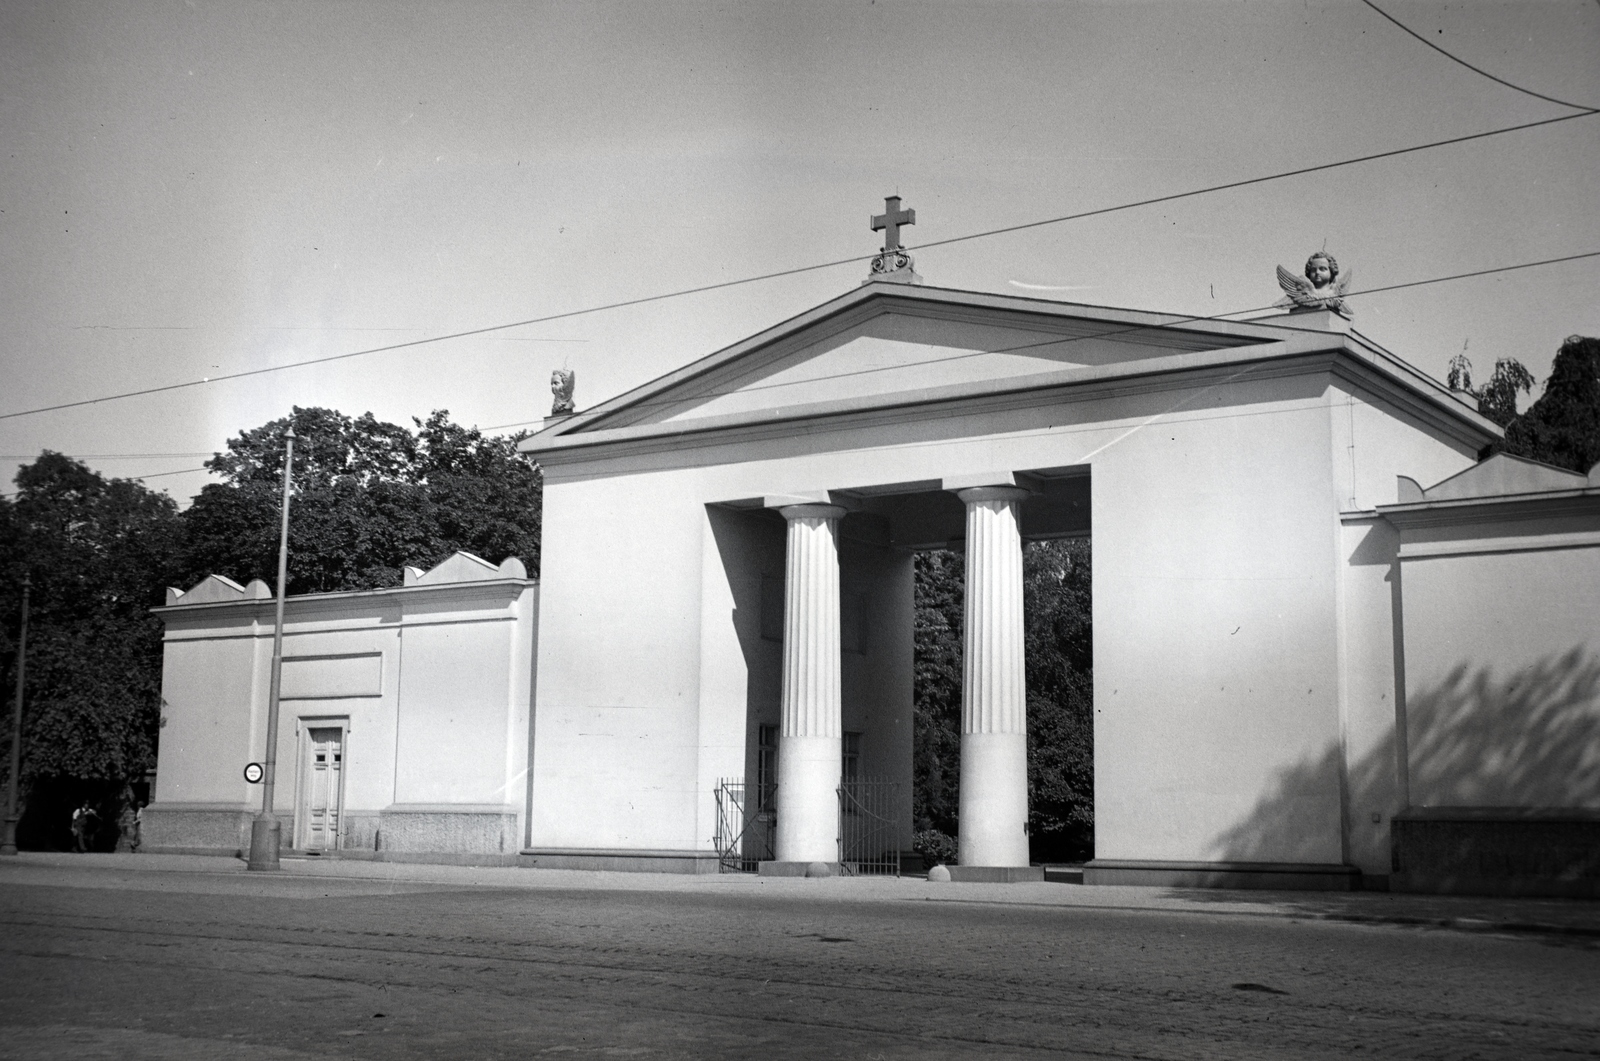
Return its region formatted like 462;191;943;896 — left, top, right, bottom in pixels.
3;850;1597;939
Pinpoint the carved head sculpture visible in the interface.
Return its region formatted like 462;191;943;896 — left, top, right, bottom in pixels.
1304;252;1338;289
550;368;576;415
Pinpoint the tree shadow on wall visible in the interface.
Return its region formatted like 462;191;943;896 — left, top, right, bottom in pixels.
1204;646;1600;874
1405;647;1600;808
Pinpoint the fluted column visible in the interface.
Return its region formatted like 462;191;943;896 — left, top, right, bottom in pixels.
775;503;847;864
956;486;1031;867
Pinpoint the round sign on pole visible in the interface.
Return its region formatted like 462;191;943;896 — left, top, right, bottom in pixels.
243;762;264;784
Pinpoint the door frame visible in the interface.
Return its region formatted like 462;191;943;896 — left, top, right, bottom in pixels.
293;716;350;851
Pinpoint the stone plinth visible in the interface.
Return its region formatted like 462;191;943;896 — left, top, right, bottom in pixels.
377;804;520;856
1084;859;1362;891
758;860;840;877
946;865;1045;883
139;802;256;856
1391;809;1600;899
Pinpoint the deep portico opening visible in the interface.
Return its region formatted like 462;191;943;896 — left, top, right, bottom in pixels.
708;467;1091;872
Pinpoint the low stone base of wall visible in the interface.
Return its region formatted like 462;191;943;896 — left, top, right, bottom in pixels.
141;803;260;857
375;851;522;867
526;848;723;874
946;865;1045;883
1392;809;1600;898
758;860;839;878
1084;859;1362;891
377;804;520;858
339;812;380;852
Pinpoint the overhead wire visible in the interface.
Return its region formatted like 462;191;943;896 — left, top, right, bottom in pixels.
0;452;213;460
2;109;1595;425
10;249;1597;466
0;461;214;500
482;249;1600;429
1358;0;1599;112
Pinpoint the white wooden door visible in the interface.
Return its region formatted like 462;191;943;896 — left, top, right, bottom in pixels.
299;727;344;850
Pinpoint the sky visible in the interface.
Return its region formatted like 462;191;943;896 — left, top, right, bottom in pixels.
3;0;1598;502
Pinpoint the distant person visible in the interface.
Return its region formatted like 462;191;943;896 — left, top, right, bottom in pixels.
71;801;98;852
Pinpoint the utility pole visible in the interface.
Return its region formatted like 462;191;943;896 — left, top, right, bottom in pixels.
2;577;30;856
247;428;295;871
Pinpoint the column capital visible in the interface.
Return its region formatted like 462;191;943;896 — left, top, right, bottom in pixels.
775;503;849;522
954;485;1030;505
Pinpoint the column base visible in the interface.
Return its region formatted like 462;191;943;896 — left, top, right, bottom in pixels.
759;860;841;878
947;865;1044;883
775;735;841;864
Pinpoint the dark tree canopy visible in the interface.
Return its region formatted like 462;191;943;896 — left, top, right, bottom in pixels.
1503;336;1600;474
0;454;180;801
178;407;543;594
1020;538;1094;861
912;550;963;843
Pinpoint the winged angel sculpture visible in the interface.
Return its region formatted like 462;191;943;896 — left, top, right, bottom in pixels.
1276;252;1354;318
550;368;576;415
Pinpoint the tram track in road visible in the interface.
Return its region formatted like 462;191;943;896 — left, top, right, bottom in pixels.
0;883;1593;1060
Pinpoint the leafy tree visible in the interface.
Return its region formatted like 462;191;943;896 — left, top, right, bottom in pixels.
0;454;181;847
912;550;963;843
1448;354;1535;428
1503;336;1600;474
1021;538;1094;862
912;538;1095;865
177;407;542;594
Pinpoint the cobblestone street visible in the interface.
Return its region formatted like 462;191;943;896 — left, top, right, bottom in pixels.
0;856;1596;1059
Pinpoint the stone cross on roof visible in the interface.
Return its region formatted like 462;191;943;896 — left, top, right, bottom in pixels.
865;196;921;286
871;196;915;252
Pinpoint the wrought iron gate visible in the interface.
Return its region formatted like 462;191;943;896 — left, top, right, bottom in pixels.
714;779;774;873
716;777;902;875
838;778;901;876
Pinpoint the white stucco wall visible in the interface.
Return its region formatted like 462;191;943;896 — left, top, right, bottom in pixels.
154;614;268;810
1399;523;1600;810
1332;386;1480;876
531;354;1485;869
148;566;536;855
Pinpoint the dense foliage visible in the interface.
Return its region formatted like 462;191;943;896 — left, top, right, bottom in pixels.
1449;336;1600;473
911;550;963;846
180;408;543;593
0;454;182;846
1503;336;1600;474
912;538;1095;865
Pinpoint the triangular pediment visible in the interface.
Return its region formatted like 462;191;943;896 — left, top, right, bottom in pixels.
569;285;1263;434
519;283;1499;462
1414;453;1589;502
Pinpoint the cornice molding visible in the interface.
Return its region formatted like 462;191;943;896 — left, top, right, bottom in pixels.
533;343;1498;474
1377;489;1600;529
153;577;535;623
522;284;1497;468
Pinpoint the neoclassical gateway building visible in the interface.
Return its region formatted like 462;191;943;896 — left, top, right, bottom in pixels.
147;228;1600;896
